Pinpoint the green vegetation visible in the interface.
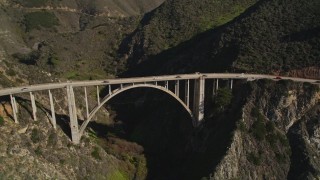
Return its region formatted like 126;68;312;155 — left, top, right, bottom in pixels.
47;53;59;67
5;69;16;76
124;0;320;75
237;120;247;132
209;5;249;29
251;117;266;141
24;11;59;32
63;70;105;80
35;146;42;155
107;170;128;180
250;108;267;140
13;0;49;7
247;152;262;165
91;146;101;160
12;51;40;65
47;131;58;147
31;128;41;143
266;121;275;132
211;0;320;73
275;152;287;164
122;0;257;62
0;116;4;126
88;128;98;140
214;87;233;113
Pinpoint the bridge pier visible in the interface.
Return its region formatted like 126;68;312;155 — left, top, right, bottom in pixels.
48;90;57;129
84;87;89;119
30;92;37;121
193;77;205;123
175;80;180;96
96;86;100;105
216;79;219;91
67;86;80;144
212;79;216;97
10;94;18;123
185;79;190;107
230;79;233;89
49;90;57;129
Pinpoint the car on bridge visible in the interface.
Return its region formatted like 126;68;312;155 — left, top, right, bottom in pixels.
274;76;282;80
21;88;28;91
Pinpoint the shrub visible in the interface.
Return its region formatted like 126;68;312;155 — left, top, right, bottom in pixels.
247;152;262;165
35;146;42;155
31;128;41;143
214;87;233;112
277;132;289;147
266;121;275;132
91;146;101;160
14;0;49;7
12;51;40;65
6;69;16;76
47;53;59;66
275;152;286;164
251;118;266;141
251;107;260;118
266;133;277;148
0;116;4;126
24;11;59;32
237;120;247;132
47;131;58;147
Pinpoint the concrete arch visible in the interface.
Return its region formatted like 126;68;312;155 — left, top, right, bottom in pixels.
79;84;194;136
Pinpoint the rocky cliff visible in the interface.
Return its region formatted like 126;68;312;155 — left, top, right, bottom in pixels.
211;80;320;179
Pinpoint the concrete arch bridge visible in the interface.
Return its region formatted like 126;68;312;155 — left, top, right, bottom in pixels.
0;73;318;144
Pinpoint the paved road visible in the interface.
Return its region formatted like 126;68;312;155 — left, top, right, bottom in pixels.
0;73;319;96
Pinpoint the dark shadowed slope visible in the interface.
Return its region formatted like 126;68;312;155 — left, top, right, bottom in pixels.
119;0;320;78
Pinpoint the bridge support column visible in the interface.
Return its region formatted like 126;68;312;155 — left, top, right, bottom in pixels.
67;86;80;144
212;80;216;97
84;87;89;119
193;77;205;123
216;79;219;91
175;80;180;96
230;79;233;89
96;86;100;105
48;90;56;129
108;85;111;95
10;94;18;123
30;92;37;121
185;80;190;107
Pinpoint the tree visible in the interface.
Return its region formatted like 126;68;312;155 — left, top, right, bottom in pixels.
214;87;233;113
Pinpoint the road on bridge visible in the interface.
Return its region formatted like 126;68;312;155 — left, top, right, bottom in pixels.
0;73;319;96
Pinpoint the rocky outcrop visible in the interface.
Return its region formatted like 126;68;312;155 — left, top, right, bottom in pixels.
212;80;320;179
0;102;12;119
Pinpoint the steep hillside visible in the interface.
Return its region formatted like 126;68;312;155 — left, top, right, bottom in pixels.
120;0;320;78
0;0;151;83
119;0;258;67
10;0;164;17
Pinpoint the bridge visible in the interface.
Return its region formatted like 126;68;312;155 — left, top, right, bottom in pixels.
0;73;318;144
